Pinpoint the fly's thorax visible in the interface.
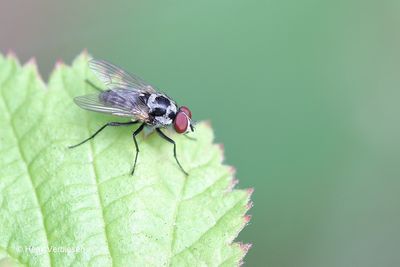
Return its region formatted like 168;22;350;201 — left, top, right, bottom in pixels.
147;93;177;126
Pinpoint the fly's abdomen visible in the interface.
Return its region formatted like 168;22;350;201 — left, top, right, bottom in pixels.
100;89;148;110
100;90;129;108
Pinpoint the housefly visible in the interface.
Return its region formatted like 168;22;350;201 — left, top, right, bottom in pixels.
69;59;194;176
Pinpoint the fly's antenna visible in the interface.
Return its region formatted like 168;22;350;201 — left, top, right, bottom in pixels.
185;122;196;141
191;120;198;129
184;134;197;141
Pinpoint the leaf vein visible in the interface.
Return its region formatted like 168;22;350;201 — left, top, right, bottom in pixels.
0;63;52;266
172;197;245;259
77;66;115;266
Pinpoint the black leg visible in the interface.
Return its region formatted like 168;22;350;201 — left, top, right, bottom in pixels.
156;128;189;176
69;121;139;149
131;123;145;175
85;79;104;92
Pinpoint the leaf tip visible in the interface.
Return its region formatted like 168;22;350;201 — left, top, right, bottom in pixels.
82;48;89;55
246;187;254;197
244;214;252;224
6;49;20;66
228;166;237;175
217;143;225;160
227;178;239;192
239;242;252;252
6;49;16;59
55;58;65;68
80;49;91;60
25;57;44;83
238;243;252;266
246;200;254;211
27;56;37;65
203;120;212;128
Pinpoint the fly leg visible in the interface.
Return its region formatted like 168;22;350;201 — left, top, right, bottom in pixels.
85;79;104;92
69;121;139;149
131;123;145;175
184;134;197;141
156;128;189;176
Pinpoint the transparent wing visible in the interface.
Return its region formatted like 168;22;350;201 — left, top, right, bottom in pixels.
73;93;149;122
89;59;156;94
74;94;133;117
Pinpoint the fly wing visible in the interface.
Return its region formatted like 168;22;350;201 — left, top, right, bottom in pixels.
89;59;156;94
74;94;133;117
73;90;150;122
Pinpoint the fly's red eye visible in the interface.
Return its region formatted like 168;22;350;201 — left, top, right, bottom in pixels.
174;112;188;134
179;106;192;119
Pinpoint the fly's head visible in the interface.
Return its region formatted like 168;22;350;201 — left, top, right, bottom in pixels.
173;106;194;134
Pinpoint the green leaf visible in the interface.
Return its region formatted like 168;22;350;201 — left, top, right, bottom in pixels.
0;52;252;267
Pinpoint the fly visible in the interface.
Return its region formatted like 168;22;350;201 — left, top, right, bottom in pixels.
69;59;194;176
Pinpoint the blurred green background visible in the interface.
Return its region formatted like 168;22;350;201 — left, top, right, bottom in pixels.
1;0;400;266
